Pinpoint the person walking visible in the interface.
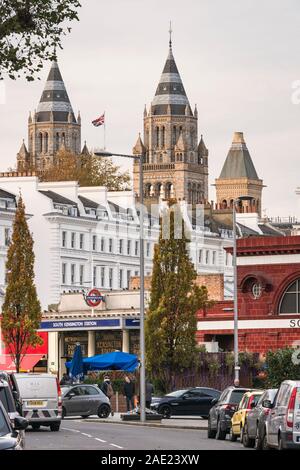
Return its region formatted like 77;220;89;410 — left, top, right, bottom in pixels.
146;379;154;409
123;375;135;414
60;373;72;386
100;376;114;416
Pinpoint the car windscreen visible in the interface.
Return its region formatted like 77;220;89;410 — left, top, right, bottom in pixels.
229;390;249;404
0;408;10;437
0;387;15;413
15;377;57;399
165;390;188;398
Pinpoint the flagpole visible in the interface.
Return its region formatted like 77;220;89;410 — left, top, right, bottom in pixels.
103;111;106;150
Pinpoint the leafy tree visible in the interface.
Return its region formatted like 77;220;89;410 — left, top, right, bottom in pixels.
265;348;300;388
0;0;81;81
39;149;131;191
1;195;42;372
145;204;213;392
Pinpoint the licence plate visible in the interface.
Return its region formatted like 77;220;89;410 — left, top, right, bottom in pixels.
27;400;46;407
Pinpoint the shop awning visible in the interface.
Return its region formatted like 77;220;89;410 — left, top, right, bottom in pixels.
66;351;139;372
0;354;44;372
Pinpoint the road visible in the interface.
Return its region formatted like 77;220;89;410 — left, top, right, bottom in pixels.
25;418;249;450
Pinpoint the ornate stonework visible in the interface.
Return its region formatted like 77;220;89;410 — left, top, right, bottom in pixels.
17;61;81;173
133;42;208;203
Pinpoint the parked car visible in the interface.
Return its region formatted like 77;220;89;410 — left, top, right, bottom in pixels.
61;384;111;419
208;386;252;440
12;373;62;431
0;379;26;448
265;380;300;450
230;390;263;442
0;401;28;450
242;388;278;450
150;387;221;419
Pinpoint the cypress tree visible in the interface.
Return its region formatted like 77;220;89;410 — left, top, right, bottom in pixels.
145;204;212;392
2;195;42;372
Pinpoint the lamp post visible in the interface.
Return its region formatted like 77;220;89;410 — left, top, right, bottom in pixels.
232;196;254;387
95;150;146;423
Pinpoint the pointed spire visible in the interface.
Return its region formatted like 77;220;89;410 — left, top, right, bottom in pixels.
77;110;81;124
133;133;146;155
143;105;147;117
194;104;198;118
151;39;192;116
198;134;208;156
28;111;32;124
219;132;259;180
36;60;76;124
169;21;172;49
175;131;185;151
81;141;90;156
17;140;29;158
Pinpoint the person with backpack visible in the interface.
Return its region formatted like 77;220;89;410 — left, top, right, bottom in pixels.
99;376;114;416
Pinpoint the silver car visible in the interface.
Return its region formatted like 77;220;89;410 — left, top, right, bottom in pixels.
61;384;111;419
267;380;300;450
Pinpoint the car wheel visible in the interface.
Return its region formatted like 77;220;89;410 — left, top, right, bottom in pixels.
62;407;66;419
229;426;237;442
201;416;209;420
31;423;40;430
216;420;227;440
81;415;89;419
50;422;60;432
242;423;255;448
98;404;111;419
207;418;217;439
158;405;172;419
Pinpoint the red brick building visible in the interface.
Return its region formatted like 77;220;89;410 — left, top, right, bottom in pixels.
197;236;300;355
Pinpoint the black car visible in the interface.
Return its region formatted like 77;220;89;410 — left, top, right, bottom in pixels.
241;388;277;449
150;387;221;419
0;401;28;450
208;386;251;440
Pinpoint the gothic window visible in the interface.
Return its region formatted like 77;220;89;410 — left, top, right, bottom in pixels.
222;200;228;209
155;127;159;147
144;183;151;198
279;279;300;314
188;183;192;204
62;132;66;145
55;132;60;151
165;182;172;200
30;134;33;153
39;133;43;153
74;133;77;152
161;126;165;148
44;133;48;153
173;126;177;146
159;154;163;163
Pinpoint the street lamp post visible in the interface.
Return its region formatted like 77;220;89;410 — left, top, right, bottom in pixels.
95;150;146;423
232;196;254;387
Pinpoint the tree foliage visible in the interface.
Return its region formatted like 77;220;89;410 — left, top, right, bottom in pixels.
40;149;131;191
265;348;300;388
1;195;42;372
0;0;81;81
145;204;213;392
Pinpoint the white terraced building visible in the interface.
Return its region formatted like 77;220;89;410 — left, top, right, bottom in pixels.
0;175;234;311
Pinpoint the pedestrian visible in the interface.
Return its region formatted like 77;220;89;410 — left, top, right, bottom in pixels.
99;375;114;416
123;375;135;414
146;379;154;409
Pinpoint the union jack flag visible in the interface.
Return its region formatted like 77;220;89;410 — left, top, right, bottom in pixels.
92;113;105;127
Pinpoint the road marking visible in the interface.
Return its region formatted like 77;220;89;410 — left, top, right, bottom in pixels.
81;433;93;438
110;443;124;449
61;428;81;433
95;438;106;443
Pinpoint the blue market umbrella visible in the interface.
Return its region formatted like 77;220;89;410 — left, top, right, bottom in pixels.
68;343;84;382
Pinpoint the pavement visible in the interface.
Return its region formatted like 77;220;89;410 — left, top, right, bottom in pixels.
25;417;248;451
84;413;209;430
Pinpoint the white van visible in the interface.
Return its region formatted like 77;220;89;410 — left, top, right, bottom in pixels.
12;373;61;431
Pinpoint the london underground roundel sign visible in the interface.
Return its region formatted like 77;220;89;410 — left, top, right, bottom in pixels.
85;289;104;307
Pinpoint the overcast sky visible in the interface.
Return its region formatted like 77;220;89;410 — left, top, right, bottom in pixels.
1;0;300;218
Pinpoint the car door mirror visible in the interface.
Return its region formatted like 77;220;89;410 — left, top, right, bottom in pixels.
14;416;28;431
262;399;273;409
67;392;76;399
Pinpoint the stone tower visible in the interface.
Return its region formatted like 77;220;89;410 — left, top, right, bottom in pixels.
17;61;81;172
215;132;264;215
133;39;208;203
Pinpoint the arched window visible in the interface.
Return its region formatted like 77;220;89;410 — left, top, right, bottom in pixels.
161;126;165;148
173;126;177;146
155;127;159;147
44;133;48;153
55;132;60;151
39;133;43;153
279;279;300;314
